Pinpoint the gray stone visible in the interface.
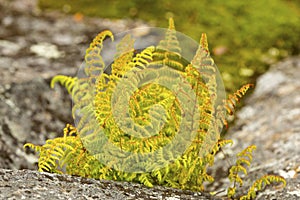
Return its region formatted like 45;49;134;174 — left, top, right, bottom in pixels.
0;169;212;200
30;42;64;59
0;40;22;56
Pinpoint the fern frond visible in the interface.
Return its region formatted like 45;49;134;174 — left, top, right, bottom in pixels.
227;187;236;199
39;138;75;171
240;175;286;200
138;173;153;187
114;34;135;59
151;170;163;183
151;17;183;72
23;143;44;154
63;123;77;137
210;139;233;155
25;124;84;173
191;33;211;70
225;84;254;115
215;104;229;130
227;145;257;198
129;46;155;70
84;30;114;77
156;17;181;55
237;145;256;162
50;75;78;94
89;30;114;50
112;34;135;77
200;33;209;52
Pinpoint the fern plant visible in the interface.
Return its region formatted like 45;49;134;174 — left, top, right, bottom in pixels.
24;18;285;198
226;145;286;199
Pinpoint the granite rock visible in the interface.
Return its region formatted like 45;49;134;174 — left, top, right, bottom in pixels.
0;168;213;200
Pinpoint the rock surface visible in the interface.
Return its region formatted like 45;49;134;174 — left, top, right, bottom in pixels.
0;0;299;199
0;168;212;200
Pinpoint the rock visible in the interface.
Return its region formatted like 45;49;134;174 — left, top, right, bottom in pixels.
0;168;213;200
0;39;22;56
30;42;64;59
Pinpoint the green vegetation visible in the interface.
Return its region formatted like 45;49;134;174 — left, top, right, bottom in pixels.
24;19;286;199
38;0;300;93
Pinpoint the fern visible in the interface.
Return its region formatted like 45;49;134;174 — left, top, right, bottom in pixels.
240;175;286;200
226;145;286;199
24;124;78;173
225;84;254;115
151;18;184;71
24;18;285;198
228;145;256;192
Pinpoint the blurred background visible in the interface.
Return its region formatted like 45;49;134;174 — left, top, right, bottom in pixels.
39;0;300;93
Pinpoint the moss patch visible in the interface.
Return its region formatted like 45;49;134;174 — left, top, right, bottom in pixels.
39;0;300;93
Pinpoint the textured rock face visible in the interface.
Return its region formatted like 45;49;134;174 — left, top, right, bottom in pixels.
0;0;299;199
0;169;298;200
0;169;212;200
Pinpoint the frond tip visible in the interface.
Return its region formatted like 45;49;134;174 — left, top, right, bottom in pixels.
50;75;78;94
89;30;114;49
168;17;175;30
200;33;209;52
225;83;254;115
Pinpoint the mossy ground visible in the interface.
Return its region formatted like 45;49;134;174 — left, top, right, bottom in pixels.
38;0;300;94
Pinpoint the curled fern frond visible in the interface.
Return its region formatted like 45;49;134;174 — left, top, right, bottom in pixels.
240;175;286;200
89;30;114;50
50;75;78;94
84;30;114;77
24;143;44;154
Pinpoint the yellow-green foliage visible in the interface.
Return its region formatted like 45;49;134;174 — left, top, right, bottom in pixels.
24;18;285;196
227;145;257;198
227;145;286;199
240;175;286;200
50;75;77;94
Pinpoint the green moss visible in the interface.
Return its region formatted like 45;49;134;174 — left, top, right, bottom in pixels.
38;0;300;93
